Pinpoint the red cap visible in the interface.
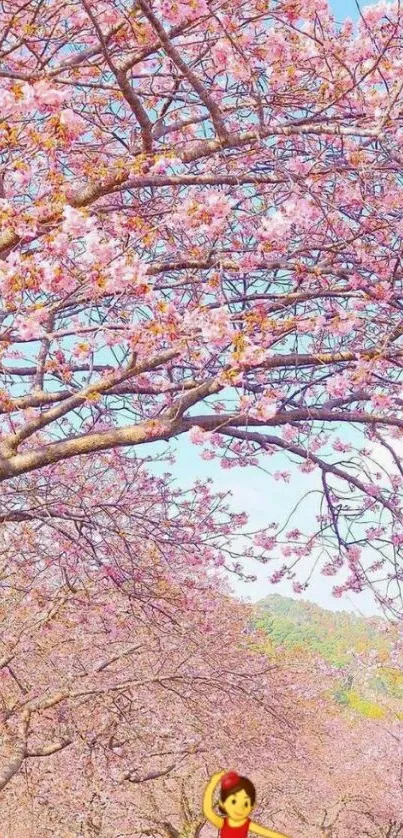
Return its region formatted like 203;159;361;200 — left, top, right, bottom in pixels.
221;771;241;793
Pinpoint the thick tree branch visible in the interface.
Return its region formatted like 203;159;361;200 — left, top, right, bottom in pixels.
0;347;179;456
26;737;72;758
123;763;176;783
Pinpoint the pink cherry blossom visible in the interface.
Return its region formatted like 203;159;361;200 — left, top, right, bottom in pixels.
0;0;402;629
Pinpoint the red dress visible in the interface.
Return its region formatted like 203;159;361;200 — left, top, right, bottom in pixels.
220;819;251;837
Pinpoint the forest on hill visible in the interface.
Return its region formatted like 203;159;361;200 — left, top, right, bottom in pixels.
254;595;390;667
254;596;403;718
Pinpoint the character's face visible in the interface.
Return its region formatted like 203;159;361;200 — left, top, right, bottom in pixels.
220;788;254;821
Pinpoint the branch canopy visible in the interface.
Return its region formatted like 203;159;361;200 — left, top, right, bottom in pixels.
0;0;403;611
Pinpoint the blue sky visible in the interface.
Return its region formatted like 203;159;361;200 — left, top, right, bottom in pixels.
146;429;382;617
331;0;377;20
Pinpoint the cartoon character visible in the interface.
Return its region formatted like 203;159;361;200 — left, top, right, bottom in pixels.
202;770;291;838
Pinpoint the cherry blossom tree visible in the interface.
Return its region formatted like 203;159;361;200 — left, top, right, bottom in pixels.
4;4;403;831
0;448;262;588
143;693;403;838
0;562;401;838
0;0;403;610
285;712;403;838
0;547;305;833
0;544;294;795
0;443;300;795
100;668;403;838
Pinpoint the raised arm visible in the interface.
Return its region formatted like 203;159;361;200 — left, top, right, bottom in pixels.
202;770;226;829
250;822;291;838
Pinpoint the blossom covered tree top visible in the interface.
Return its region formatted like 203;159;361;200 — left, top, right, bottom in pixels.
1;0;403;611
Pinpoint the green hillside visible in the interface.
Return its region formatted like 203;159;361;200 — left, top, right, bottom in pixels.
253;595;403;716
253;595;390;668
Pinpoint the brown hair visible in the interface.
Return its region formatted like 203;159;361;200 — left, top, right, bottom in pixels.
218;776;256;814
